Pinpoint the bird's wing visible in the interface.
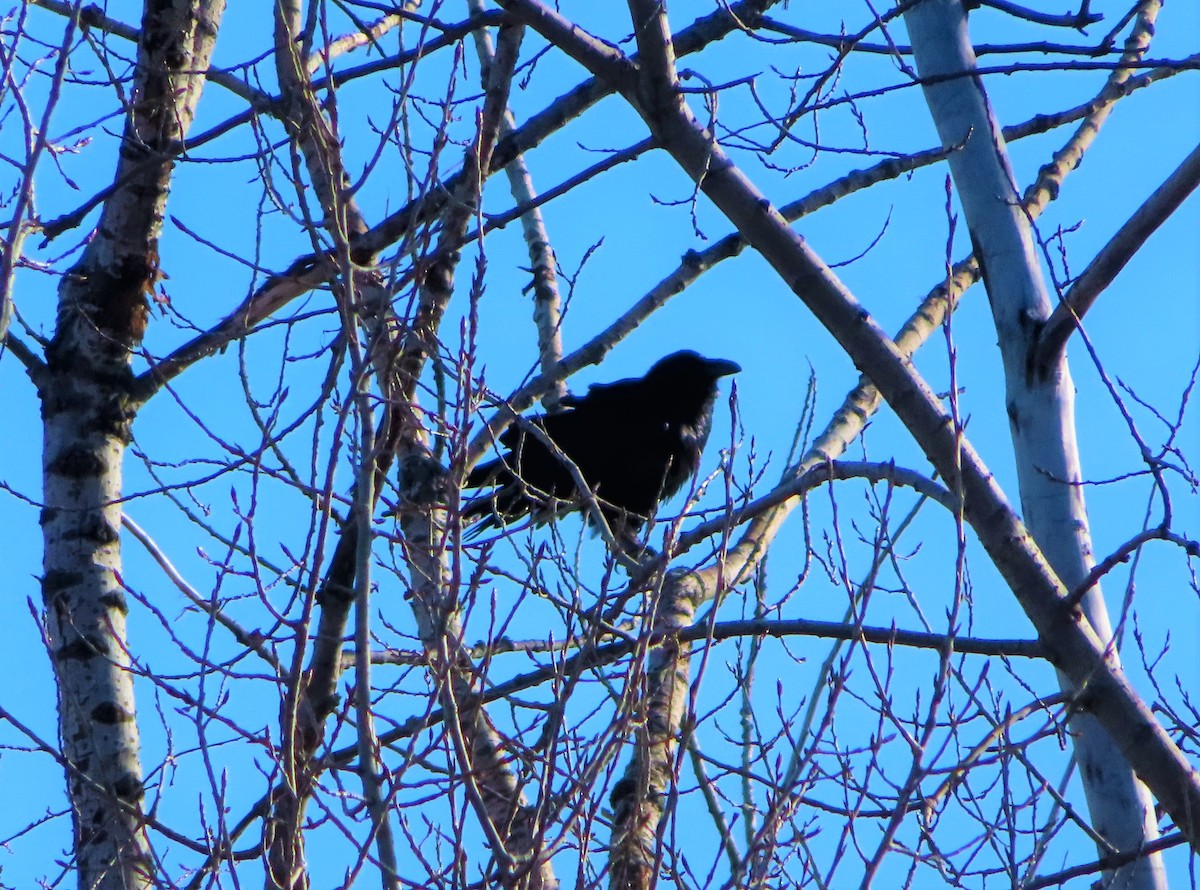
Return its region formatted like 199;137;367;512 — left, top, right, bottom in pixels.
464;455;506;489
560;375;650;413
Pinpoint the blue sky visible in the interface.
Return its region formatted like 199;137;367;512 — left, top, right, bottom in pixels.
1;2;1197;885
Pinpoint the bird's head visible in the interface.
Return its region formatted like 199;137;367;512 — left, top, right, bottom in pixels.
646;350;741;420
648;350;741;385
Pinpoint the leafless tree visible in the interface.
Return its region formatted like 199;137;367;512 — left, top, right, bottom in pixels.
1;1;1197;889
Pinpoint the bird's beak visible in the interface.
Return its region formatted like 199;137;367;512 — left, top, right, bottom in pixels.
707;358;741;377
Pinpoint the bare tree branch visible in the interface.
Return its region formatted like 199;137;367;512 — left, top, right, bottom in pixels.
1036;140;1200;367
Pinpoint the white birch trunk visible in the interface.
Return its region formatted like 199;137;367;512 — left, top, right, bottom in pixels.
42;343;153;887
41;4;224;887
903;3;1165;886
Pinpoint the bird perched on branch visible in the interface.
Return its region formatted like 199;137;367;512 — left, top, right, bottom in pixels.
464;350;740;539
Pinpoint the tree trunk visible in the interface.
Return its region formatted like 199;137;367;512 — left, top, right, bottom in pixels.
42;334;153;886
40;3;225;887
904;2;1166;887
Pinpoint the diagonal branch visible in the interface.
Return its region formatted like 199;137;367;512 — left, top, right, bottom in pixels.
1035;140;1200;368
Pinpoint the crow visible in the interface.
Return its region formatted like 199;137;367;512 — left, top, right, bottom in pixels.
464;350;740;538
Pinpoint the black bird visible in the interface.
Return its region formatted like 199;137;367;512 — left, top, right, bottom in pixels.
465;350;740;538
